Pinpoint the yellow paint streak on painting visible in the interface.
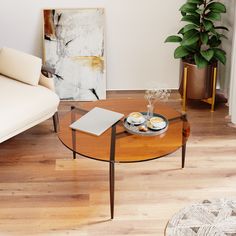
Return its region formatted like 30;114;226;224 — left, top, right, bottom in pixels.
72;56;104;73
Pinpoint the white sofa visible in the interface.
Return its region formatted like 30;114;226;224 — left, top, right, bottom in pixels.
0;47;60;143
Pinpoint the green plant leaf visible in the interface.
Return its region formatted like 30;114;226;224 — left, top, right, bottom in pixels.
185;42;199;53
208;36;221;47
214;26;229;31
174;46;189;58
205;11;221;21
200;49;214;61
200;32;209;44
178;27;185;35
187;0;204;4
180;3;198;13
210;27;217;35
194;53;209;68
190;12;201;17
203;20;214;31
183;24;198;33
181;15;200;26
181;11;187;16
196;9;204;14
218;34;228;40
182;29;200;46
165;35;182;43
206;2;226;13
213;48;226;64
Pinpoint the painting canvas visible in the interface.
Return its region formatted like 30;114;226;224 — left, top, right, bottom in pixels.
43;8;106;101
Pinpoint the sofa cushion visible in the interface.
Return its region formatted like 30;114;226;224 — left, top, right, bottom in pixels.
0;75;59;141
0;47;42;86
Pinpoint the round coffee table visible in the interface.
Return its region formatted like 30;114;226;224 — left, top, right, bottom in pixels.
57;98;190;219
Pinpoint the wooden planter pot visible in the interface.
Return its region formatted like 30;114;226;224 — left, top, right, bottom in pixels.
179;60;217;100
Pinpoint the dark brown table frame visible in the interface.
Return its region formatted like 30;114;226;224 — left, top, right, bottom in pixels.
56;106;189;219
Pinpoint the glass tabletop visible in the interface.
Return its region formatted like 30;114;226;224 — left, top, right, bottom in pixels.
58;98;190;163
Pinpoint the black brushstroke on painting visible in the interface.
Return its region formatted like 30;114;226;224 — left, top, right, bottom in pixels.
45;35;52;41
90;89;100;100
65;39;74;47
57;13;62;23
54;74;64;80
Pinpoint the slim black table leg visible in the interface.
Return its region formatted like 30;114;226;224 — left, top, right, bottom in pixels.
109;124;117;219
181;113;188;169
182;143;186;168
53;112;59;133
72;129;77;159
109;160;115;219
71;106;77;159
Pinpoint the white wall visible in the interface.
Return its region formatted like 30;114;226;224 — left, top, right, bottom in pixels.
218;0;235;98
0;0;184;90
229;4;236;124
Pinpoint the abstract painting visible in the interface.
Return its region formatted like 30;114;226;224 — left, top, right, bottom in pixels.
43;8;106;100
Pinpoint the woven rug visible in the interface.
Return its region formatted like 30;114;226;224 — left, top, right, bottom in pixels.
165;199;236;236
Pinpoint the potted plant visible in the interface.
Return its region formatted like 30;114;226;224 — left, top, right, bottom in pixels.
165;0;228;99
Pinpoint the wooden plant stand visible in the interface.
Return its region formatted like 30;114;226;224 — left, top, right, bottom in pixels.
182;66;217;112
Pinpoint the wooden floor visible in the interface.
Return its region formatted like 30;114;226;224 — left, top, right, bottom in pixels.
0;91;235;236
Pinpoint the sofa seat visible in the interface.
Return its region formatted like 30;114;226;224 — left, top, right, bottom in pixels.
0;75;60;142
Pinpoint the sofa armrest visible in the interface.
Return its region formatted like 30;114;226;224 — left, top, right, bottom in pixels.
39;73;55;91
